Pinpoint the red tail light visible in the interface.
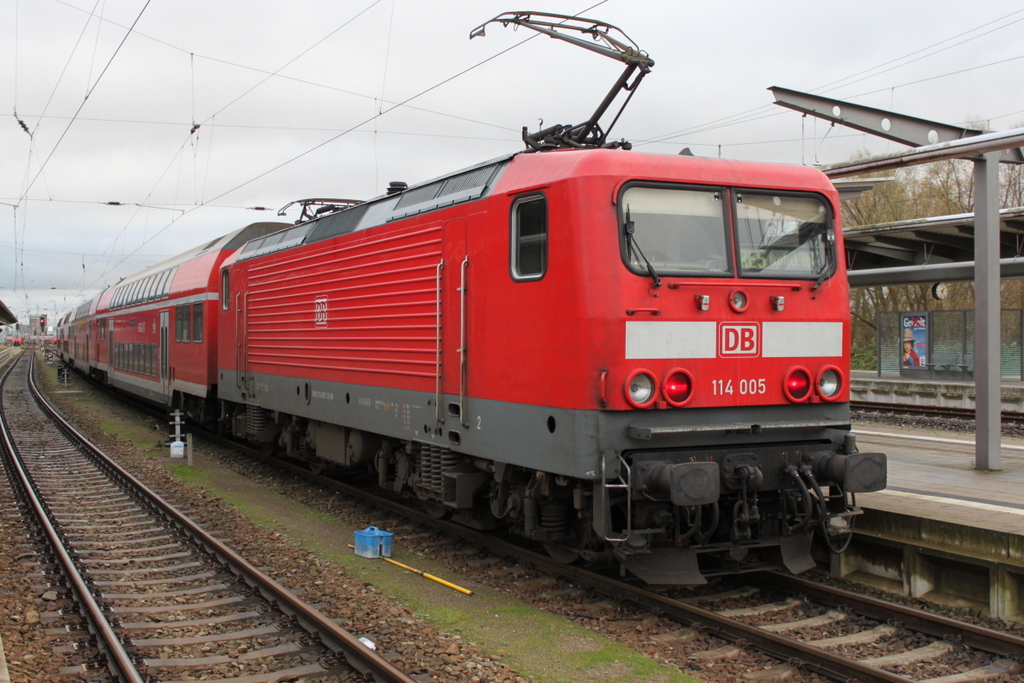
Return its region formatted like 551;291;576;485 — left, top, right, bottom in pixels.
662;369;694;407
784;367;812;402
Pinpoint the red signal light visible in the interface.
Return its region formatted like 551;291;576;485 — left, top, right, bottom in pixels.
784;368;812;402
662;369;694;407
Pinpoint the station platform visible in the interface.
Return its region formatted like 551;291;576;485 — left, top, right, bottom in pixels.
850;370;1024;411
854;423;1024;534
841;420;1024;620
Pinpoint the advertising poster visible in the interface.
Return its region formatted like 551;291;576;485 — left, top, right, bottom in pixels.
901;314;928;368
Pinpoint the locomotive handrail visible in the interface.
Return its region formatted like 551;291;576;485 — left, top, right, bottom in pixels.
434;259;444;426
599;453;631;542
235;292;244;391
458;256;469;428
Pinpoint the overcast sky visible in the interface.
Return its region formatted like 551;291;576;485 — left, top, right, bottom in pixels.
3;0;1023;326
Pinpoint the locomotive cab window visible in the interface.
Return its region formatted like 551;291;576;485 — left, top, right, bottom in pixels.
619;185;730;277
511;194;547;280
735;192;834;280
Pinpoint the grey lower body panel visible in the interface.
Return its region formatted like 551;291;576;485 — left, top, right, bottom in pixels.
219;369;851;480
110;371;170;405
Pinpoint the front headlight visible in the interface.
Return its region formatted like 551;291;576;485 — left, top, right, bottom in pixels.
624;369;657;408
817;367;843;400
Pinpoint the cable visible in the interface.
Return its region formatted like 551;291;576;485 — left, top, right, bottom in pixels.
816;9;1024;94
843;53;1024;105
72;1;608;301
18;0;153;206
28;0;101;137
375;0;397;192
640;8;1024;150
52;0;520;136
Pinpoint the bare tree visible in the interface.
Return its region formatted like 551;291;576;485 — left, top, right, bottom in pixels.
840;144;1024;369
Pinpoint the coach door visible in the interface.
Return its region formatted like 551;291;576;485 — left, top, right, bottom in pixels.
438;218;468;429
159;310;169;394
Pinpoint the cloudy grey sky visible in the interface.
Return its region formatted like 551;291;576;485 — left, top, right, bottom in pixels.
3;0;1023;325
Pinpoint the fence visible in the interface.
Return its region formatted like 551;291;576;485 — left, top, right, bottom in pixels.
877;309;1022;379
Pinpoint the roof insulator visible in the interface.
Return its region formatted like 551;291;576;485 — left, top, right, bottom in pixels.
387;181;408;195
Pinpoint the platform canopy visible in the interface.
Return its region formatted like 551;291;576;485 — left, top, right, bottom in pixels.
772;85;1024;472
0;300;17;326
844;206;1024;285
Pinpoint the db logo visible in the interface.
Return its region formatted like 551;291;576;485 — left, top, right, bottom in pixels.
314;296;329;326
719;323;759;357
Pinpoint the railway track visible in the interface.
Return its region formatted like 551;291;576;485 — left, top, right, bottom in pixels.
44;358;1024;682
245;454;1024;682
0;352;418;682
851;400;1024;425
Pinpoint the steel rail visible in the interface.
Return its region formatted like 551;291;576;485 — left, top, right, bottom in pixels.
57;361;1015;682
27;357;418;683
0;354;145;683
227;446;914;683
851;400;1024;425
756;572;1024;659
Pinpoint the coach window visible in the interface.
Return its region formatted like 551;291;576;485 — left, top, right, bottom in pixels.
175;304;190;342
192;302;203;343
221;269;230;310
511;194;547;280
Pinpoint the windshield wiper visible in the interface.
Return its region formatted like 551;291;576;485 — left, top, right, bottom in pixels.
624;206;661;288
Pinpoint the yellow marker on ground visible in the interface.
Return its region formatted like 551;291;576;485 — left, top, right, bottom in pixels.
347;544;473;595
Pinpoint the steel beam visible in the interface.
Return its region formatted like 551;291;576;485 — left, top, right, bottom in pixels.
771;87;1024;164
818;127;1024;178
975;153;1002;470
847;258;1024;286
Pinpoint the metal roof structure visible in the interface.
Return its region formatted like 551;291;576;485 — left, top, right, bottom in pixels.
0;300;17;326
773;86;1024;473
844;206;1024;284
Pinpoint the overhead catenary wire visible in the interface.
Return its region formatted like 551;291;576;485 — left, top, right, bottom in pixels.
75;1;609;300
14;0;1013;312
638;7;1024;149
17;0;153;207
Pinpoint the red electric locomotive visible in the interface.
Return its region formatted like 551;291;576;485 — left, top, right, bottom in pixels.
58;12;885;584
212;147;885;584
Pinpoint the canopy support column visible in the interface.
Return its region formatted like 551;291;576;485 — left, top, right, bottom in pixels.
974;152;1001;470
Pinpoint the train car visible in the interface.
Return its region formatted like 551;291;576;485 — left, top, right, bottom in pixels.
58;222;286;415
60;299;99;370
215;148;886;584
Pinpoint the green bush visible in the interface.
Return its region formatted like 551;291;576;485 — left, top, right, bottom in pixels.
851;344;877;371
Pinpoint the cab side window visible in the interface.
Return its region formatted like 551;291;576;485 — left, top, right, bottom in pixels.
511;194;547;280
221;269;230;310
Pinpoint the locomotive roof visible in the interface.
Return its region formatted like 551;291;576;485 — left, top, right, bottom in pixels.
233;149;836;264
234;153;517;264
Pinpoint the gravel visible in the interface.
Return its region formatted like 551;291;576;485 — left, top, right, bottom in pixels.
10;357;1022;683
